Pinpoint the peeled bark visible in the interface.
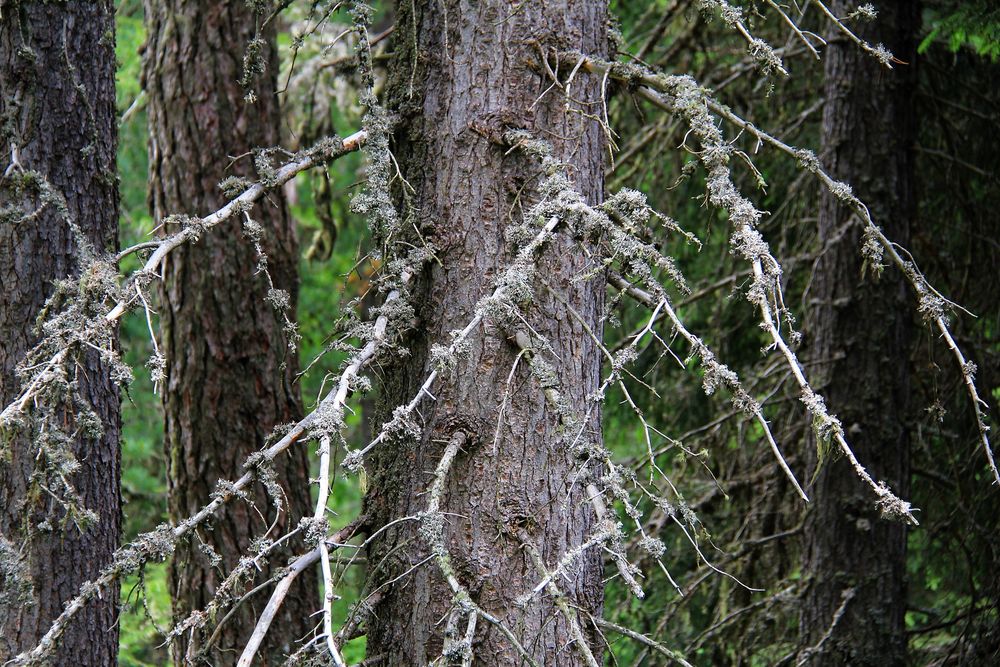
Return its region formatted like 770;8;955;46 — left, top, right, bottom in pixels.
363;1;609;664
142;1;315;663
801;2;919;664
0;1;121;663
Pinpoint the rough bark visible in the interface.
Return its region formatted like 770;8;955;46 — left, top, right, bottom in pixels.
0;1;121;663
800;2;919;665
363;1;609;664
142;2;315;663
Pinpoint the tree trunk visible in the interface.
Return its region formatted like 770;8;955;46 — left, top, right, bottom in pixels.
0;1;121;663
364;1;609;664
142;2;315;663
801;2;919;664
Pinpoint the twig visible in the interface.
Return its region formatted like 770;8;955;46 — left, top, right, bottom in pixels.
592;615;694;667
608;273;809;502
523;540;601;667
236;519;363;667
106;130;366;320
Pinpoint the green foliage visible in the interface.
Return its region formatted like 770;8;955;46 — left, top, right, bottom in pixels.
920;2;1000;60
115;10;144;110
118;563;171;667
115;0;164;543
115;4;171;654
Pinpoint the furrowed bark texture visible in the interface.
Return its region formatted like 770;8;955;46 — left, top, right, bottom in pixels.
142;2;315;663
801;2;919;664
0;1;121;663
364;1;609;664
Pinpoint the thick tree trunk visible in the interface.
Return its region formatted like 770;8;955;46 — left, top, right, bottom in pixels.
801;2;919;665
142;2;315;663
364;1;609;664
0;1;121;663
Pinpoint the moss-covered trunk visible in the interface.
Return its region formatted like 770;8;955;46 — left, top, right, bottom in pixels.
0;1;121;663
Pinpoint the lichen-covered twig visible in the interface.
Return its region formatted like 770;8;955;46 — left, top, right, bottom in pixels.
10;264;413;666
810;0;895;67
765;0;825;60
607;273;809;502
693;0;788;75
550;52;926;520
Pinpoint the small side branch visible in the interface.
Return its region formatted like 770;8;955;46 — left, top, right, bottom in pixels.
608;273;808;503
523;540;601;667
106;130;366;320
592;616;694;667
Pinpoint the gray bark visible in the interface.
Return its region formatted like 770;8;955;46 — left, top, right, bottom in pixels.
363;1;610;664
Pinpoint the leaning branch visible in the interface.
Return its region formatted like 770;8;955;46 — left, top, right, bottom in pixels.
107;129;366;320
607;273;808;502
11;263;408;667
0;131;367;431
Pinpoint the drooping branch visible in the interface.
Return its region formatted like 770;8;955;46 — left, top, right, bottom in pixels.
700;101;998;486
541;51;933;521
607;272;809;503
565;50;997;486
